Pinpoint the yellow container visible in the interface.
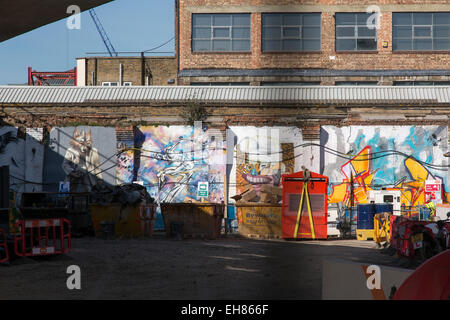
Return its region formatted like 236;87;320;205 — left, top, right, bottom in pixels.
160;203;224;239
90;203;156;238
356;229;374;241
373;213;391;244
235;203;282;239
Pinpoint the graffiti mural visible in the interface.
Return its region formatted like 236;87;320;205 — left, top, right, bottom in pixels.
115;127;135;185
0;127;25;192
136;126;225;204
322;126;449;206
46;126;117;192
229;126;302;198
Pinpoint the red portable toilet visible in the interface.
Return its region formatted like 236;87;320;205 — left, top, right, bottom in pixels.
281;170;328;239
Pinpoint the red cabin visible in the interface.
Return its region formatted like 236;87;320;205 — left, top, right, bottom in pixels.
281;170;329;239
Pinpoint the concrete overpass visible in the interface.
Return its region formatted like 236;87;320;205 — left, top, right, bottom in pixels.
0;0;113;43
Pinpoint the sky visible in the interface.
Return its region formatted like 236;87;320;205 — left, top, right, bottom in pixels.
0;0;175;85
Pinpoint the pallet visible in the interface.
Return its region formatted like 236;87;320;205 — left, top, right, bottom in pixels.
356;229;374;241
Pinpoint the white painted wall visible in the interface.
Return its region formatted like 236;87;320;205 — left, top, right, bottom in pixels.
76;58;86;86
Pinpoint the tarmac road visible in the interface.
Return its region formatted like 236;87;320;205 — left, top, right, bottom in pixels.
0;236;416;300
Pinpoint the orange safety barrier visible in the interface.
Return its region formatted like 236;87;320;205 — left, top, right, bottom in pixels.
0;228;9;263
14;218;71;257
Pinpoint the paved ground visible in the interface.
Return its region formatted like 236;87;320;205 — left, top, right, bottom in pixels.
0;235;416;300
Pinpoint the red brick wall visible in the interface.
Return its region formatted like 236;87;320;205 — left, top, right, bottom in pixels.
178;0;450;71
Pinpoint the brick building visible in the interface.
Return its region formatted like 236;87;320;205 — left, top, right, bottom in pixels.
176;0;450;86
76;56;177;86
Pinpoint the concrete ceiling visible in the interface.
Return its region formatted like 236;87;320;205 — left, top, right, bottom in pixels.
0;0;113;43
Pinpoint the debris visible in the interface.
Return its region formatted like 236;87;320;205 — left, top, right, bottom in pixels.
91;183;154;207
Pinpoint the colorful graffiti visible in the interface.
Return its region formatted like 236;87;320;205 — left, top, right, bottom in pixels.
115;128;135;185
323;126;449;206
136;126;225;203
46;126;117;192
236;143;294;195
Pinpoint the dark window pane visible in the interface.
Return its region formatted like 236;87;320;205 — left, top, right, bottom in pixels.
232;27;250;38
393;39;412;50
213;39;230;51
193;27;211;39
434;39;450;50
413;13;432;25
263;14;282;26
434;26;450;38
283;27;300;38
394;82;414;86
358;26;376;37
232;14;250;26
415;81;434;86
357;13;373;25
413;38;432;50
263;40;282;51
336;39;356;51
193;15;211;27
232;40;250;51
213;15;231;26
193;40;211;51
393;26;412;38
303;14;320;26
263;27;281;39
283;14;301;26
434;13;450;25
282;39;301;51
302;39;320;51
414;26;431;37
303;26;320;38
357;38;377;50
336;26;355;37
213;27;230;38
336;13;355;25
393;13;411;25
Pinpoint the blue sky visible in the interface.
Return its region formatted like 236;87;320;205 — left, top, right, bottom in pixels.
0;0;174;85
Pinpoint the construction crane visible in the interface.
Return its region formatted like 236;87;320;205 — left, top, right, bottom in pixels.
88;8;118;57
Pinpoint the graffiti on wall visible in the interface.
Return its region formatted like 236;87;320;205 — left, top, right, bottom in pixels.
47;126;117;192
136;126;225;203
116;128;135;185
230;127;301;197
322;126;449;206
0;127;25;192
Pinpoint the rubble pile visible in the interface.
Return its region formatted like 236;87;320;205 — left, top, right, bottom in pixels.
233;184;282;204
91;183;154;207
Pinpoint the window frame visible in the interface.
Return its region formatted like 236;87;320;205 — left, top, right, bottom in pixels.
261;13;322;52
335;12;378;52
191;13;251;53
393;12;450;51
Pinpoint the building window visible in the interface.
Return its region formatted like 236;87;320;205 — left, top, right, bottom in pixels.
102;82;132;86
394;81;450;86
102;82;119;86
192;13;251;52
190;82;250;86
393;12;450;51
261;81;321;86
335;81;378;86
262;13;321;52
335;13;378;51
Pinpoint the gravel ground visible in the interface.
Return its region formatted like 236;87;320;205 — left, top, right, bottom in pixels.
0;235;416;300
